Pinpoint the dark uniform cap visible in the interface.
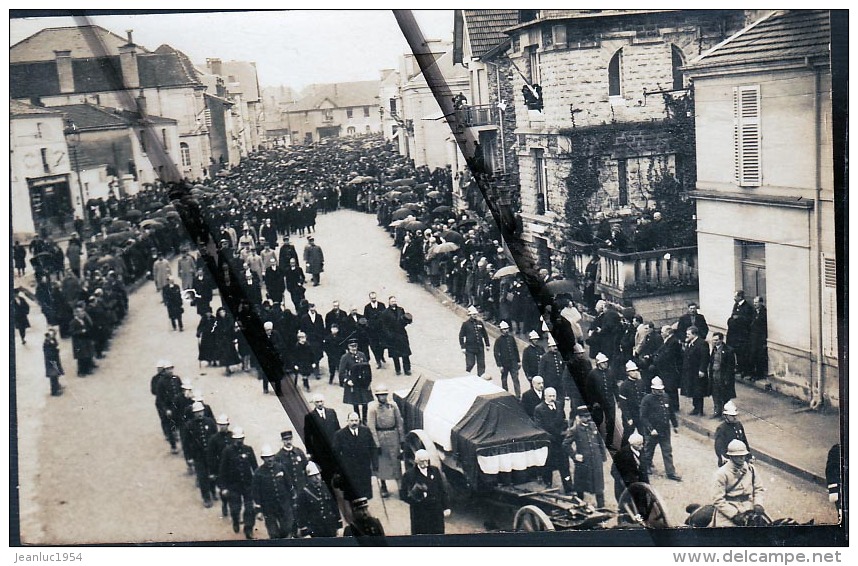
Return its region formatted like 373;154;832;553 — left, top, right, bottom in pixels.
352;497;369;510
281;430;293;440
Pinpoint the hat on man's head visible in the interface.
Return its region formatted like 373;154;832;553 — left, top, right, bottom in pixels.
216;414;230;425
263;321;274;330
281;430;293;440
467;305;479;315
595;352;609;364
573;343;586;354
352;497;369;510
499;321;510;330
723;401;738;416
650;377;665;390
306;461;321;476
374;383;389;395
625;360;639;372
231;427;246;439
528;330;540;340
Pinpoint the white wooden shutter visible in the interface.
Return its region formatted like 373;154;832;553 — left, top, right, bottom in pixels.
822;255;838;358
733;85;762;186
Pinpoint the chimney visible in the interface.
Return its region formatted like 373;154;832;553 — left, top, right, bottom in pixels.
118;31;140;89
207;58;223;76
54;50;75;94
136;90;147;117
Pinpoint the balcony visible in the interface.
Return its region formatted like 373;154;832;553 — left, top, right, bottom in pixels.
459;104;501;128
597;245;698;298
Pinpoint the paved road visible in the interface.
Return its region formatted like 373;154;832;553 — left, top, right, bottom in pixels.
14;208;836;545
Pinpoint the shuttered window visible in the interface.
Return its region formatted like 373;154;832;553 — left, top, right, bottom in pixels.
822;255;838;358
733;85;762;187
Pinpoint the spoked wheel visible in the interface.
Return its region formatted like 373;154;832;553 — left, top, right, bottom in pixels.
514;505;556;532
617;482;671;528
403;429;442;472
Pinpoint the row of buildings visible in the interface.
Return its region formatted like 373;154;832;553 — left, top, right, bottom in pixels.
11;26;265;236
447;9;839;408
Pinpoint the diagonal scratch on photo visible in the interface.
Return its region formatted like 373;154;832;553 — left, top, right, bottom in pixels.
9;9;845;547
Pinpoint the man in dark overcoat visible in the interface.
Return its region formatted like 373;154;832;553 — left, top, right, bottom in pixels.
332;412;378;501
69;305;96;376
401;449;450;535
533;387;573;493
521;330;545;382
653;325;683;412
708;332;737;418
379;296;412;375
727;290;754;376
459;305;491;375
303;394;341;489
493;320;521;397
186;402;219;507
218;427;258;539
296;462;342;538
610;431;649;507
252;444;295;539
162;277;185;331
303;236;325;286
681;326;711;416
564;406;607;507
362;292;387;368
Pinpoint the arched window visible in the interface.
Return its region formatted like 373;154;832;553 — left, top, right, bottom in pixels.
608;48;623;96
671;45;686;91
347;126;356;135
180;142;191;167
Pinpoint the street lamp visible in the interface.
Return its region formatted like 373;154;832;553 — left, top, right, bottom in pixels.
63;118;86;226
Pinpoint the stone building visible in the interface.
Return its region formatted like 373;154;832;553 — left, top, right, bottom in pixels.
201;58;265;155
10;26;217;182
685;10;839;406
283;81;382;144
502;10;748;272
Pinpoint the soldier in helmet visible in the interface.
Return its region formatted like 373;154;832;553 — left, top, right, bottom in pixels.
175;380;197;474
714;401;752;467
207;414;233;517
521;330;545;382
618;360;648;447
155;363;184;454
586;352;617;447
639;377;683;482
713;440;765;526
252;444;295;539
151;360;179;452
538;335;570;409
218;427;259;539
186;401;218;507
296;462;342;538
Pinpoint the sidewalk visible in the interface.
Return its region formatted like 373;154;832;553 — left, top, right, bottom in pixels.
422;282;840;486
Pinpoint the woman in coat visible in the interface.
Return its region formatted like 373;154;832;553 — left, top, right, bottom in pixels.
12;290;31;344
564;407;607;508
43;328;65;396
212;307;240;374
196;309;218;366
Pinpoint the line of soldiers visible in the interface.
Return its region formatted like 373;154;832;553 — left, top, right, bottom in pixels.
149;359;387;540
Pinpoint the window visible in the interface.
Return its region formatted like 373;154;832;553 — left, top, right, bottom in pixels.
139;130;147;154
365;125;371;133
363;106;371;117
733;85;762;187
617;159;628;206
389;98;397;114
736;240;766;300
35;123;43;139
479;130;498;174
161;129;169;151
609;48;623;96
40;148;50;174
347;126;356;135
323;109;333;121
347;108;353;119
180;142;191;167
671;45;686;91
528;47;541;85
822;255;838;358
533;148;548;214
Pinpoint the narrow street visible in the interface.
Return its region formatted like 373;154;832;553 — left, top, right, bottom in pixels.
14;208;836;545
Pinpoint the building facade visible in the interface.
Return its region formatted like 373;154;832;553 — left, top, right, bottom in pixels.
283;81;382;144
685;10;838;406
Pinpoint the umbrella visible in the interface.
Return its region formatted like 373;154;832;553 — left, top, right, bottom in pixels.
415;183;430;190
391;207;415;221
102;231;135;245
441;230;465;245
141;202;162;212
400;220;427;232
388;219;410;228
398;191;417;203
402;203;422;211
106;220;132;233
190;188;206;196
97;254;116;265
140;219;165;229
384;190;402;199
166;211;182;220
492;265;521;279
346;177;365;185
161;204;176;212
457;219;479;230
544;279;581;297
426;191;442;199
426;241;460;259
432;205;452;215
123;209;143;221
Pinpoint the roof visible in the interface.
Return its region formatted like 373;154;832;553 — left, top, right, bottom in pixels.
503;9;675;34
46;103;176;131
10;50;202;99
10;25;149;63
687;10;830;70
285;80;380;113
463;10;519;59
10;99;64;118
403;49;469;86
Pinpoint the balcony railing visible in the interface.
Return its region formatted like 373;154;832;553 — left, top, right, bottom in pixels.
565;240;698;296
459;104;501;128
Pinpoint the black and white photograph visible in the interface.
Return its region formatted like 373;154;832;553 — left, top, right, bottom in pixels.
8;7;847;553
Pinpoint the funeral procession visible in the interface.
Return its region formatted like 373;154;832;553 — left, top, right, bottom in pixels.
10;9;844;547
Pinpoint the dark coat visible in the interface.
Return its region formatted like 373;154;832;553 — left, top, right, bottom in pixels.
611;443;649;495
304;408;341;482
459;318;490;352
520;388;545;419
13;296;31;330
162;283;184;318
263;266;285;299
709;342;737;402
618;378;647;432
218;443;258;491
653;335;683;390
252;462;294;515
332;425;378;500
522;344;545;379
296;481;341;537
292;341;317;375
69;315;94;360
639;392;677;434
340;352;373;405
714;420;751;467
278;244;300;269
284;266;306;292
538;350;570;398
676;313;710;341
727;300;754;345
325;308;349;332
303;244;325;275
493;333;520;369
564;418;606;494
401;465;448;535
362;301;386;336
681;338;711;398
274;445;308;494
300;311;326;347
185;415;218;462
379;305;412;357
